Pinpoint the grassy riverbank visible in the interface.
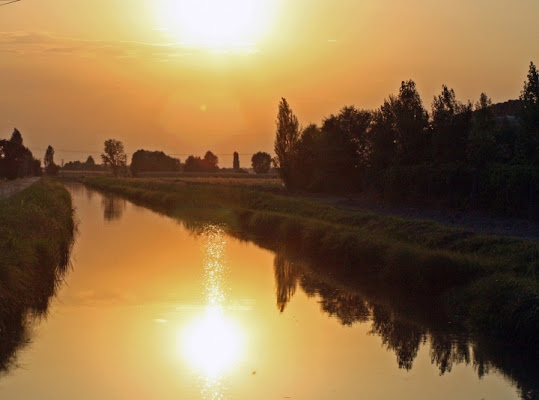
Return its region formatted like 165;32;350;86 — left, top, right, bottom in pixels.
80;176;538;350
0;179;75;369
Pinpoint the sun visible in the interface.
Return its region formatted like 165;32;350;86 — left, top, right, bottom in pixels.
156;0;276;49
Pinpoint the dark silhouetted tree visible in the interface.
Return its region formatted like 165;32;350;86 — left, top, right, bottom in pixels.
333;106;372;166
274;98;300;186
392;80;430;165
369;81;430;169
519;62;539;134
101;139;127;177
183;155;201;172
293;123;323;189
316;107;372;191
203;151;219;171
431;85;472;164
130;150;180;177
44;145;59;176
233;151;240;170
0;129;36;179
18;151;33;177
63;156;103;171
44;145;54;169
184;152;218;172
518;61;539;164
369;107;398;170
251;151;272;174
467;93;496;167
10;128;23;147
32;158;42;176
493;116;521;164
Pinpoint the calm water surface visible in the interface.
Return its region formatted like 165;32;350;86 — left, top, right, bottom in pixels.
0;183;531;399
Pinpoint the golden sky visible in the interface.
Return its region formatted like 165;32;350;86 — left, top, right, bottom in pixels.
0;0;537;166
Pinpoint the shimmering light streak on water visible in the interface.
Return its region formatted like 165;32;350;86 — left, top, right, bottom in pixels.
179;224;246;399
202;225;228;307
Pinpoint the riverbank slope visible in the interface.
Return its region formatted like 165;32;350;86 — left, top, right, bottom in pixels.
0;179;75;371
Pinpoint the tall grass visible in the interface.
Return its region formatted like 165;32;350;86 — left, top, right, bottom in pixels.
80;176;538;351
0;179;75;372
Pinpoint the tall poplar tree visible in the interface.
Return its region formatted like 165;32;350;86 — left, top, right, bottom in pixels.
274;98;299;186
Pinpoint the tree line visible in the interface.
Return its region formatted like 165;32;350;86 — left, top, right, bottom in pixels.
274;62;538;217
99;140;274;176
63;155;103;172
1;132;275;179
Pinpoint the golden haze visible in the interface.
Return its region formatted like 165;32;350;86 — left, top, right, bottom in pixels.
0;0;537;165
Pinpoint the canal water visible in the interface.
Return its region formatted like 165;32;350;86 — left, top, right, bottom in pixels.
0;183;531;399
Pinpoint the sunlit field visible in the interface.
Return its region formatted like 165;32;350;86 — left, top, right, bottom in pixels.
157;175;282;190
59;171;283;190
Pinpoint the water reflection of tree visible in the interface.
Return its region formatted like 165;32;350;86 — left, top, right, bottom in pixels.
274;254;299;313
101;196;126;222
140;204;537;400
370;307;424;370
272;252;538;399
85;186;94;201
300;274;370;326
429;332;470;374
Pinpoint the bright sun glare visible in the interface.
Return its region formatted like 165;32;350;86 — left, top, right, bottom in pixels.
180;307;245;377
157;0;275;49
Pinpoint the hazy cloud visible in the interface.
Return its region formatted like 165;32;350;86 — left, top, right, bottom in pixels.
0;31;217;61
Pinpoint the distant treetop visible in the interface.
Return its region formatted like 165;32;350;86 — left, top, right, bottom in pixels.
130;149;180;177
101;139;127;177
10;128;23;146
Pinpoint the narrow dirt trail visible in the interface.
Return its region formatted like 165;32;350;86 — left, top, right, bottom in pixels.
0;177;40;200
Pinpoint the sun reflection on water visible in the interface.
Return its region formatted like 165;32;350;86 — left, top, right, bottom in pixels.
182;306;245;377
179;224;246;398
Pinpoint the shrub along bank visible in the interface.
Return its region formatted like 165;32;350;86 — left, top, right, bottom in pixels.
0;179;75;371
80;176;538;351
